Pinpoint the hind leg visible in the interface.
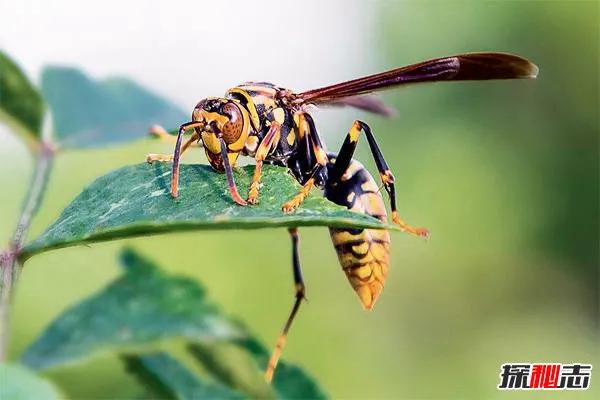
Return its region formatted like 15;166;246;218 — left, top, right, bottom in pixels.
265;228;306;382
331;120;428;238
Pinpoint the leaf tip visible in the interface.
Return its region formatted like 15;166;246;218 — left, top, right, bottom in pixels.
119;247;158;275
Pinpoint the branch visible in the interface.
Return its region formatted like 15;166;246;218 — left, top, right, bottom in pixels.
0;140;55;361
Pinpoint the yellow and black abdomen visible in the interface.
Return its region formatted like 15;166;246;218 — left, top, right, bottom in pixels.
324;157;390;310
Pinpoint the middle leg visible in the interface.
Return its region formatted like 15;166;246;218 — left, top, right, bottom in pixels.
282;112;328;213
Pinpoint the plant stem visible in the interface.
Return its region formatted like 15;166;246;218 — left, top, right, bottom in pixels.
0;140;55;361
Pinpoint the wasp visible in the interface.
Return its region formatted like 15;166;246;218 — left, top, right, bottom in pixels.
147;52;538;382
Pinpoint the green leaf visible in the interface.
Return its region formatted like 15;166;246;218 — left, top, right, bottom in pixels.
40;67;187;148
187;338;327;399
123;353;245;400
233;337;327;400
0;51;44;145
22;248;326;398
22;163;393;259
22;248;243;370
187;343;274;399
0;363;61;400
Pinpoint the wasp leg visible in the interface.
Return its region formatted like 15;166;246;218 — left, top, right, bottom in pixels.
149;124;174;141
294;111;329;168
265;227;306;383
282;113;328;213
218;136;247;206
333;120;428;238
248;122;281;204
281;177;316;213
146;153;173;163
170;121;205;197
149;125;201;148
146;131;200;163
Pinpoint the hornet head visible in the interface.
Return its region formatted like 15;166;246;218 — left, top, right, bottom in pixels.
192;97;250;171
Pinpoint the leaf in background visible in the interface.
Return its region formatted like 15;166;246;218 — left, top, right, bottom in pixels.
0;363;61;400
185;318;326;399
22;163;393;259
40;67;187;148
187;337;327;399
22;248;244;370
187;343;274;399
22;248;326;398
0;51;44;146
123;353;245;400
233;337;327;400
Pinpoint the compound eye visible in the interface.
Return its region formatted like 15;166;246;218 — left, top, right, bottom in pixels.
221;103;243;144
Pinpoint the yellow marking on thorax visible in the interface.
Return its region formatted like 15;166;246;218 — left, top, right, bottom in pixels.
239;84;277;95
257;95;278;112
272;108;285;124
287;131;295;146
294;113;304;139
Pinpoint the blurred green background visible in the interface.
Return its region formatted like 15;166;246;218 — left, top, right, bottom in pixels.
1;1;598;398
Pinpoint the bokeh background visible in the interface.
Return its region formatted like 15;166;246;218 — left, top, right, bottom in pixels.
1;0;598;398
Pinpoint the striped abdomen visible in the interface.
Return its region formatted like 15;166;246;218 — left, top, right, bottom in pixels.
324;158;391;310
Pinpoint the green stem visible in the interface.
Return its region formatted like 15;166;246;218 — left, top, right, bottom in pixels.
0;141;55;361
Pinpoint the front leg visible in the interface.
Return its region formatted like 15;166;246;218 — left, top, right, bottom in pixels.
146;153;174;163
171;122;205;197
217;136;247;206
247;122;280;204
146;130;199;165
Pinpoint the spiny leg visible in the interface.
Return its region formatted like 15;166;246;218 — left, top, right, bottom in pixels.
282;113;328;213
333;120;428;238
218;136;247;206
248;122;280;204
265;228;306;383
146;131;200;163
171;121;205;197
